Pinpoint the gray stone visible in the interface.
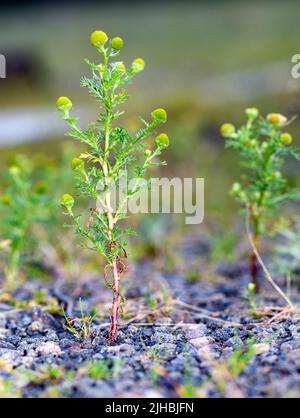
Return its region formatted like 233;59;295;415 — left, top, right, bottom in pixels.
36;341;61;356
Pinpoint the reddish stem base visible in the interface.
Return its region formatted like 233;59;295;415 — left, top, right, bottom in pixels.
109;260;120;344
250;251;260;293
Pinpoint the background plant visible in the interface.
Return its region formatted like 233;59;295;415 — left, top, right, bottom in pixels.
57;30;169;342
273;219;300;297
0;154;53;288
221;109;300;292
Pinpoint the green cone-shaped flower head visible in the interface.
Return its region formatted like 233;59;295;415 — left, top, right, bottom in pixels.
56;96;72;112
132;58;145;72
245;107;259;120
155;133;169;149
151;108;167;124
71;157;84;170
220;123;235;137
111;37;124;50
60;194;74;209
90;30;108;47
280;132;293;145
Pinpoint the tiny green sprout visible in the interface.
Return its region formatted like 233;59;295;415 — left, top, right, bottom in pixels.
56;96;72;112
228;343;256;377
281;132;293;146
224;109;300;294
220;123;235;137
90;30;108;47
151;108;167;124
246;283;258;314
111;36;124;50
86;360;112;380
245;107;259;120
63;299;96;340
155;133;170;149
132;58;145;72
57;32;169;343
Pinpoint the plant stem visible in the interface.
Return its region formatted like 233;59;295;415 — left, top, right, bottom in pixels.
5;248;20;290
246;210;294;308
110;259;120;342
250;235;260;293
101;47;121;343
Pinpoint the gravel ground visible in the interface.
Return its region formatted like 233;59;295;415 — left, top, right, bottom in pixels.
0;236;300;398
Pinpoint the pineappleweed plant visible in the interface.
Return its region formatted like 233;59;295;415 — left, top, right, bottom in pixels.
57;30;169;343
221;109;300;296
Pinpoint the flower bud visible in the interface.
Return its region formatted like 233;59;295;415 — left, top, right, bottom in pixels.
144;149;152;158
71;157;84;170
111;37;124;50
151;108;167;124
116;63;126;72
34;181;48;194
280;132;293;145
60;194;74;210
273;171;281;179
1;194;12;205
131;58;145;72
248;283;256;294
254;191;261;201
230;182;241;195
220;123;235;137
9;165;20;176
90;30;108;47
155;133;169;149
267;113;287;125
97;64;105;73
245;107;259;120
56;96;72;112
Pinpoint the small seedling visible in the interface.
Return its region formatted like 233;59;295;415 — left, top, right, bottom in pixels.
85;358;121;380
274;220;300;297
221;109;300;292
57;30;169;342
0;378;21;398
246;283;258;315
63;299;96;340
0;155;52;288
228;342;256;377
86;360;112;380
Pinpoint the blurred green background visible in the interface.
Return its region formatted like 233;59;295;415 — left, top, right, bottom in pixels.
1;0;300;251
